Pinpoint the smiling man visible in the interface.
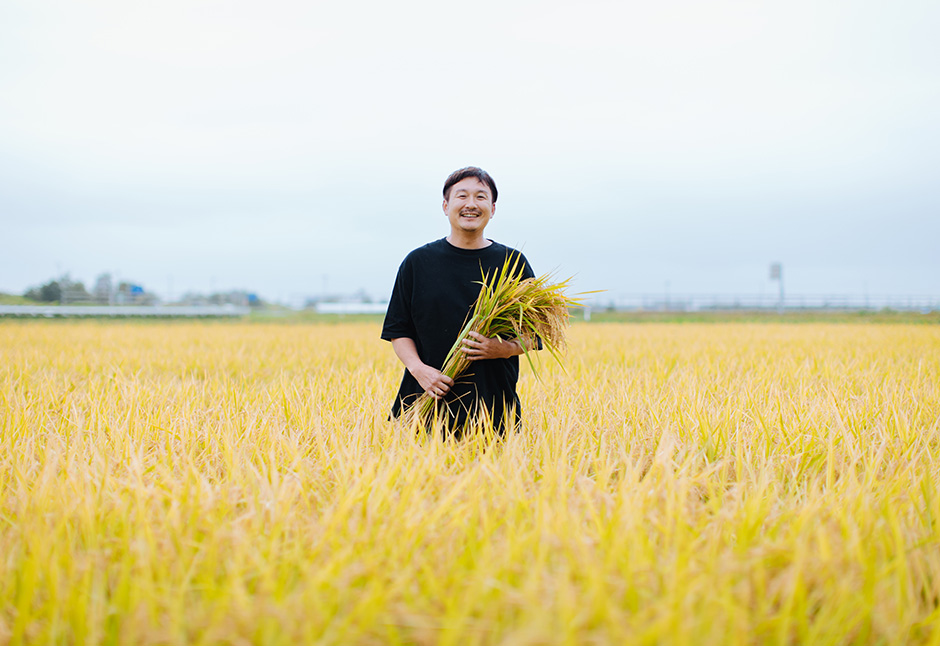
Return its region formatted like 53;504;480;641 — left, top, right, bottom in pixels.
381;166;537;436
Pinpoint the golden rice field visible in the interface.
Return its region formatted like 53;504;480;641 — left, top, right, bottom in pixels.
2;320;939;645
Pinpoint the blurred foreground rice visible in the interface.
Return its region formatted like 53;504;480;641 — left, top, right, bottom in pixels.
1;321;939;645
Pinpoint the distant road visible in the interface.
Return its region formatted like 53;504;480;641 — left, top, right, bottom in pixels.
0;305;250;317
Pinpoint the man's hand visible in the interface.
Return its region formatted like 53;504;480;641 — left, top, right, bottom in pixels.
461;331;524;361
409;363;454;400
391;337;453;400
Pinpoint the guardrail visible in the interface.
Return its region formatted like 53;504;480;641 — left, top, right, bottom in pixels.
594;294;940;312
0;305;251;317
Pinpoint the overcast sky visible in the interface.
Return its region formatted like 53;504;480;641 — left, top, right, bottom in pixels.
2;0;938;305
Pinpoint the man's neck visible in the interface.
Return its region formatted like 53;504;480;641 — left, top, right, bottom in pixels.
446;232;492;250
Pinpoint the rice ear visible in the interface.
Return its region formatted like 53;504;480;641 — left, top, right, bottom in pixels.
408;253;585;427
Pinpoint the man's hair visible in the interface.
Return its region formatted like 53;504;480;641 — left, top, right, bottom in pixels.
442;167;498;204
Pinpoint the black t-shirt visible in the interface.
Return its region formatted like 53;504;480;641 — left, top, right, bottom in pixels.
381;238;535;428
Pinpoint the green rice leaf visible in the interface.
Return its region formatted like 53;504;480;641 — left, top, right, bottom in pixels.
409;252;584;427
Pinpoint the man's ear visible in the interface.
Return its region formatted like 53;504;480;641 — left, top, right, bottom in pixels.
491;203;496;219
442;199;448;215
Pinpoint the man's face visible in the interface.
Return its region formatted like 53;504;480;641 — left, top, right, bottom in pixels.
443;177;495;236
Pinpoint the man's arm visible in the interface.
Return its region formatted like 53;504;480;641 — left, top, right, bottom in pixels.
460;331;538;361
390;337;454;400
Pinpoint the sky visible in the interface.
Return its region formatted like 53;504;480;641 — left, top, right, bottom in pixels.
2;0;938;306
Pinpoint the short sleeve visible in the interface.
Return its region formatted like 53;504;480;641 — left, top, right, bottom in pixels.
522;255;535;280
381;259;417;341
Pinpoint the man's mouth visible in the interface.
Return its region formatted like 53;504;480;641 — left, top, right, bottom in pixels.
460;211;481;218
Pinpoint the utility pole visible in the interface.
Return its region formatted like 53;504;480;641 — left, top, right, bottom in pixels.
769;263;784;314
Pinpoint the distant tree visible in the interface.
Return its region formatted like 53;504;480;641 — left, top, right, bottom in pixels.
24;274;93;304
60;276;90;304
45;280;65;302
24;279;62;303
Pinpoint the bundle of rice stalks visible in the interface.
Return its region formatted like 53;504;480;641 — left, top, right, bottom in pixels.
409;253;583;426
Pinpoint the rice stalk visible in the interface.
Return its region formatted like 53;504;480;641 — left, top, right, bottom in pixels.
3;320;939;644
409;253;583;426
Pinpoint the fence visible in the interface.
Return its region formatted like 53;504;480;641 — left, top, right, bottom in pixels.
0;305;250;318
590;294;940;313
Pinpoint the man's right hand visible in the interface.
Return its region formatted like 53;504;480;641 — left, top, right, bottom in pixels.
391;337;454;400
409;364;454;400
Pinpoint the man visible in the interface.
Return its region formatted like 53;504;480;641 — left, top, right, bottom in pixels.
381;167;537;434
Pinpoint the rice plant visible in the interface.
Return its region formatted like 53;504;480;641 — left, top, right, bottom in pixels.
410;254;580;426
1;320;939;645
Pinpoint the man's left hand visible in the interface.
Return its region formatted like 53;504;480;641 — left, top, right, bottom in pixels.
461;331;522;361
